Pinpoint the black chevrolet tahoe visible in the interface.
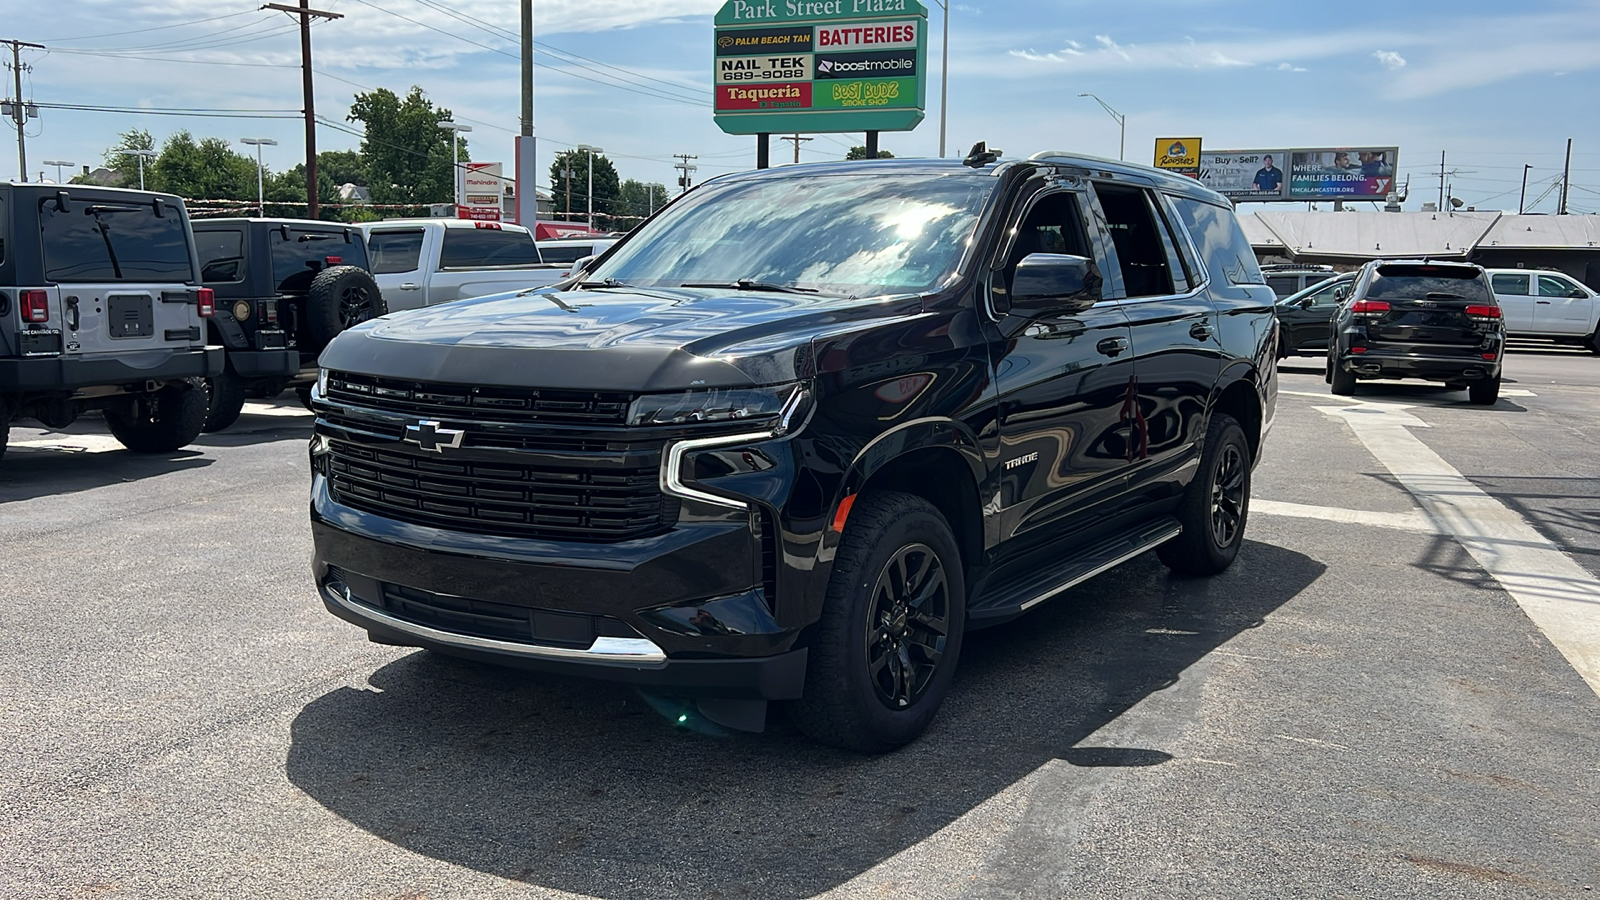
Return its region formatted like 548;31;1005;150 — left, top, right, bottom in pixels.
192;218;383;431
309;149;1278;751
1;183;222;462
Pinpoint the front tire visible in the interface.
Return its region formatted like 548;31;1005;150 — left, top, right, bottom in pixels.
105;383;207;453
1158;413;1252;576
791;491;966;753
1587;326;1600;355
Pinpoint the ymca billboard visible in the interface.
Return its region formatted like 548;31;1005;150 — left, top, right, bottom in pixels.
713;1;929;136
1288;147;1399;200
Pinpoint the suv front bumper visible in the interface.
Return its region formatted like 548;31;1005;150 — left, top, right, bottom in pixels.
0;346;224;391
310;477;807;700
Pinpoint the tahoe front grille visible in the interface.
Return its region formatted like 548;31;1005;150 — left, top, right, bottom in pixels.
326;441;675;542
325;371;633;427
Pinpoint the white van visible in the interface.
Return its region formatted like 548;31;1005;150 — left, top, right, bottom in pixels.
1485;268;1600;352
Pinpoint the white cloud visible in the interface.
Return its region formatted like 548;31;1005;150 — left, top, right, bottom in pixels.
1277;62;1308;72
1373;50;1407;69
1094;34;1132;61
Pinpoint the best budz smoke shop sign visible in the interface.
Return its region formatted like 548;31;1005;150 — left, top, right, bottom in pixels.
713;1;929;135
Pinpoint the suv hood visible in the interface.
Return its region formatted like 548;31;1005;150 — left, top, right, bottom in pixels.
318;286;923;391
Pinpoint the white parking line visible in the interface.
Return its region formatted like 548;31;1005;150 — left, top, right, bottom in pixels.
1253;499;1438;533
1319;400;1600;698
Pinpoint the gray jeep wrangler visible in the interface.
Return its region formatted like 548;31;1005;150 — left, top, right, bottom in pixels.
0;183;222;463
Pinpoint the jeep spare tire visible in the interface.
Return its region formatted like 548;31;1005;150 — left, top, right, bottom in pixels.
306;265;386;351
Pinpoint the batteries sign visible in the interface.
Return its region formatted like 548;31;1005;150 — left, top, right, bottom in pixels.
713;0;929;136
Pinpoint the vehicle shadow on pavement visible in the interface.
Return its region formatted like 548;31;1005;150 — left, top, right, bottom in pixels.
0;447;211;502
285;540;1324;899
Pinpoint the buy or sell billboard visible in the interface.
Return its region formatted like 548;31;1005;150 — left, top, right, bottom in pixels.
1288;147;1399;200
713;1;929;136
1199;150;1289;200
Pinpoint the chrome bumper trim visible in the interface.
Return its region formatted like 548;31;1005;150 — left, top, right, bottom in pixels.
323;582;668;666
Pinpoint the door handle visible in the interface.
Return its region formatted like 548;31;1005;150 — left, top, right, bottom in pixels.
1096;337;1129;357
399;282;421;291
1189;321;1215;340
1536;300;1552;305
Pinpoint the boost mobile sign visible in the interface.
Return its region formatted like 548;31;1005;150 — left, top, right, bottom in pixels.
713;0;929;136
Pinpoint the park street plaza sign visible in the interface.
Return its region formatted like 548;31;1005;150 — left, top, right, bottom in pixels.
713;0;929;136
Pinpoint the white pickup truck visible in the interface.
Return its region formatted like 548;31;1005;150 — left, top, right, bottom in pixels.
1486;268;1600;352
360;219;568;311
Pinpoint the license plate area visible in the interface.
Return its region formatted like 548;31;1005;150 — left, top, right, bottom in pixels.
107;294;154;339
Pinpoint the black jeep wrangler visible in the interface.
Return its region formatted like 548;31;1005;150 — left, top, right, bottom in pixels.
191;218;383;431
1;183;222;463
308;148;1278;751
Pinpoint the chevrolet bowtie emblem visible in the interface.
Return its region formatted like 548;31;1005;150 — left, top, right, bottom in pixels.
403;420;465;453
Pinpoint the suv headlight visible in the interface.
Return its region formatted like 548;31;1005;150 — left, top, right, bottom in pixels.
316;367;329;399
628;383;807;430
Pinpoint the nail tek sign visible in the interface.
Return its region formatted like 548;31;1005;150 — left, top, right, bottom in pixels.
713;0;928;136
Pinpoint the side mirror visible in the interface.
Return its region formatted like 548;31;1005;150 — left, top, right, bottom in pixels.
1333;285;1350;302
1011;253;1100;313
1571;288;1589;299
565;254;598;279
1295;296;1315;309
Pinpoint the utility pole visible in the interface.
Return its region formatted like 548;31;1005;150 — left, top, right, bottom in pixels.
779;134;812;164
3;39;44;182
1438;150;1445;211
263;2;342;218
1519;164;1531;215
1559;138;1573;215
673;153;698;194
563;158;572;221
515;0;537;226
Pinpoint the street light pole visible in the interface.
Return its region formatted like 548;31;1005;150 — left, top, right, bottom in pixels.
577;144;602;230
239;138;278;215
128;149;157;190
438;121;472;213
931;0;949;157
1519;164;1531;215
42;159;73;183
1077;93;1125;161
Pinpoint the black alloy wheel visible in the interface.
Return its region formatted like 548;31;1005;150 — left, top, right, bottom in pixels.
1210;443;1246;549
864;542;951;710
339;283;376;329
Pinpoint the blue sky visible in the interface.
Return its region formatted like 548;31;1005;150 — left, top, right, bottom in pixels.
7;0;1600;213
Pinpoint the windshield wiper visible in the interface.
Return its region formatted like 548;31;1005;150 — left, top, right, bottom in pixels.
680;279;819;294
579;277;632;289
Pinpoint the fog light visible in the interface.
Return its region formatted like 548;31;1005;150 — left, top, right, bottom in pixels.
233;300;252;321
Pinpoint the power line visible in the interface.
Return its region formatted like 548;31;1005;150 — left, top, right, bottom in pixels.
43;48;298;69
38;9;260;43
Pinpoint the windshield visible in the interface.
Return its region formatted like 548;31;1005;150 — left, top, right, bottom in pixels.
588;172;997;297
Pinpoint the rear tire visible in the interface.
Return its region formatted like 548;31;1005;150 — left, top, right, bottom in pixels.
1329;359;1357;396
1468;375;1501;406
790;491;966;753
105;383;207;453
0;397;10;465
1158;413;1252;576
1588;326;1600;355
202;364;247;433
306;265;386;351
294;385;314;412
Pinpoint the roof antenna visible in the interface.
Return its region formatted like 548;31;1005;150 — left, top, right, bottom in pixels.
963;141;1002;168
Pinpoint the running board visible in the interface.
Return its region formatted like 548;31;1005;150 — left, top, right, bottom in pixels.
967;517;1183;627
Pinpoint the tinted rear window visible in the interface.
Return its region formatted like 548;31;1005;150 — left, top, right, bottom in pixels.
272;228;368;293
41;198;192;283
1169;196;1265;297
196;229;245;283
1368;266;1490;302
368;230;424;274
536;243;593;264
440;229;542;268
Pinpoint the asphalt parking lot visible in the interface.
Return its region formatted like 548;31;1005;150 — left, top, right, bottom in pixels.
3;348;1598;899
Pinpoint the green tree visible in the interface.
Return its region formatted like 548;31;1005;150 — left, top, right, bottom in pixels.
145;130;259;201
614;178;670;222
100;128;157;188
549;148;620;225
845;146;895;160
347;86;467;206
